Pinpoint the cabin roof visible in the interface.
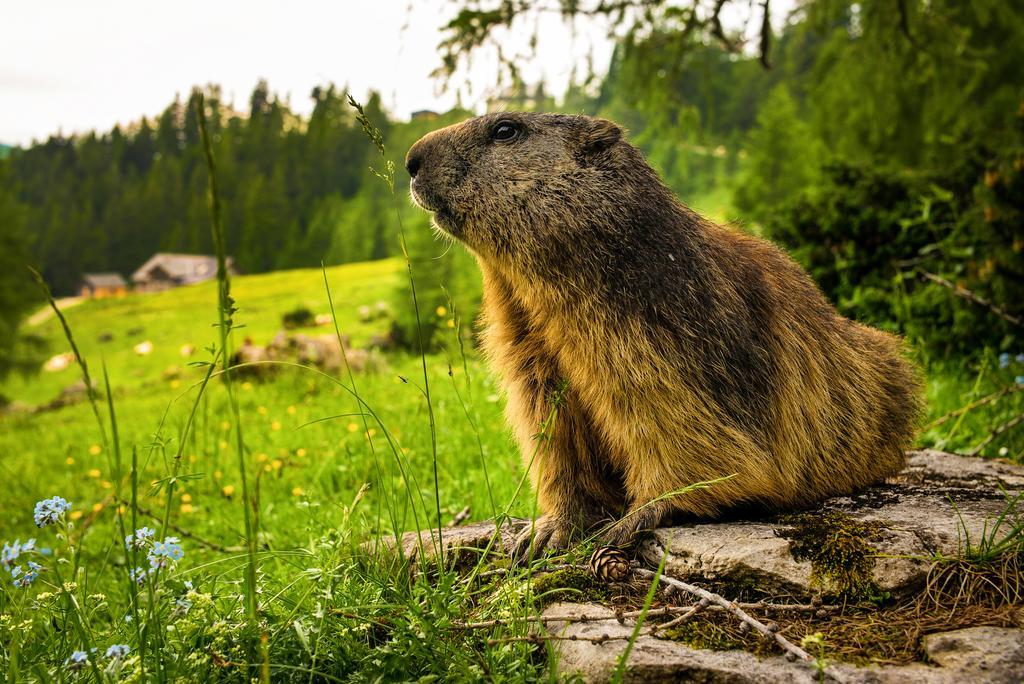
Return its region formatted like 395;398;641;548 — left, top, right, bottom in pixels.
81;272;127;288
131;253;232;284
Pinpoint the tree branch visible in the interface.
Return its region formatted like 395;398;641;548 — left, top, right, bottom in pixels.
919;270;1022;328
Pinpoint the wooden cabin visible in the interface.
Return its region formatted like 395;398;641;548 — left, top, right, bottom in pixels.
79;273;128;298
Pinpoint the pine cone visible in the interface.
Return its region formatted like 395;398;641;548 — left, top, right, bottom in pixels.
589;547;630;582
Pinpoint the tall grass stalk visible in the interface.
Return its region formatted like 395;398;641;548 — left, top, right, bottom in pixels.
26;267;107;447
348;95;444;566
444;292;498;520
194;94;259;624
322;265;400;550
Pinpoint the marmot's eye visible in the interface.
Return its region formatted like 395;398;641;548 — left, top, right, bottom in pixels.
491;121;520;143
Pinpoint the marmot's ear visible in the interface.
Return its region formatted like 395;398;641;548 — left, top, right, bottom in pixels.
582;118;622;154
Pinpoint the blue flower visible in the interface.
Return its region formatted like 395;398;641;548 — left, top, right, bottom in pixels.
33;496;72;527
105;644;130;659
2;538;35;571
999;352;1011;368
66;650;88;670
147;537;184;570
11;561;42;588
129;566;149;586
1016;376;1024;386
124;527;156;550
1017;353;1024;364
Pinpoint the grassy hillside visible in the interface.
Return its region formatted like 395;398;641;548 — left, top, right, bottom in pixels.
6;259;404;405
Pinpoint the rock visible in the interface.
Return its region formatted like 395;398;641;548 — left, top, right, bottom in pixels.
37;380;98;412
230;337;274;377
638;450;1024;599
546;603;1024;683
385;518;529;566
923;627;1024;683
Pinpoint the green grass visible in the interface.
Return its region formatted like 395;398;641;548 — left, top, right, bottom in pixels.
0;258;571;681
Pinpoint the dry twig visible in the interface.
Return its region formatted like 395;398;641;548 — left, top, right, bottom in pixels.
632;568;813;663
919;270;1022;328
452;600;835;631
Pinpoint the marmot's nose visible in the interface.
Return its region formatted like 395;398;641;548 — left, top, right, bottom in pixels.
405;153;422;178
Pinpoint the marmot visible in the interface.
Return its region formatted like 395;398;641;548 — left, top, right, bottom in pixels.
405;113;923;557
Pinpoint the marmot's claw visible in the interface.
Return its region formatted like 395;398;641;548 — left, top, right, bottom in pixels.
598;505;665;550
510;515;572;566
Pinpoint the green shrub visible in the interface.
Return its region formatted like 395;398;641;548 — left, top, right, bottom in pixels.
763;142;1023;359
281;306;315;330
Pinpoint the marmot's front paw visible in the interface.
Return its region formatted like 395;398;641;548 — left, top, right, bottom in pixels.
510;515;576;566
598;503;667;550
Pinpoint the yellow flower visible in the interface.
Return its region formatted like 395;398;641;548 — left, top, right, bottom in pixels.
435;306;447;317
188;454;198;463
296;448;307;458
271;421;281;431
101;480;112;490
89;444;101;456
65;457;75;465
347;423;359;433
287;405;296;415
291;487;304;497
213;470;223;480
218;440;228;451
264;464;273;473
271;459;283;471
256;453;268;463
447;319;455;328
257;406;268;415
87;468;101;478
69;510;83;521
365;429;377;438
180;503;194;514
220;421;231;431
181;493;192;503
117;505;126;514
221;485;235;497
242;381;253;391
170;379;181;389
91;502;103;513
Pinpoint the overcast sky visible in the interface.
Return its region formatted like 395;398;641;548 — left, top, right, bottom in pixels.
2;1;787;146
1;1;621;145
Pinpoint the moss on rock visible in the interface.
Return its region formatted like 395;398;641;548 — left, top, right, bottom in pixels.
531;566;613;606
776;511;886;599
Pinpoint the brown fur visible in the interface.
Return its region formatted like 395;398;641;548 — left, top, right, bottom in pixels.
405;113;924;555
